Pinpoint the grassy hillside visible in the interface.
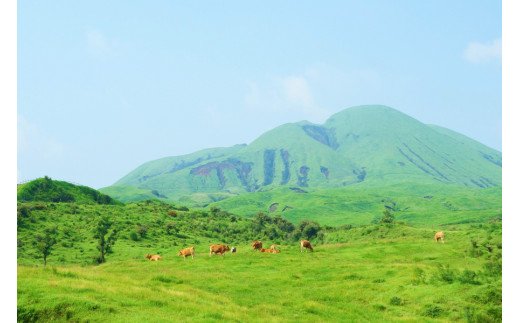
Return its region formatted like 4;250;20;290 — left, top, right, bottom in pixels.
17;198;501;322
211;183;501;226
17;200;324;267
18;177;119;205
101;105;501;205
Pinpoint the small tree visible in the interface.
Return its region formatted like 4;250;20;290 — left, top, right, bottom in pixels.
136;225;148;238
93;216;117;264
165;222;176;235
380;209;395;225
33;227;58;267
299;221;321;240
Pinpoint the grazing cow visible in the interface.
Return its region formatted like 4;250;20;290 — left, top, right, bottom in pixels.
260;248;280;254
231;247;237;253
209;244;231;256
145;254;162;261
434;231;445;243
300;240;313;252
178;246;195;259
251;240;263;251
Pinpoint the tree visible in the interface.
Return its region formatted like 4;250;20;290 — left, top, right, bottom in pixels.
93;216;117;264
380;209;395;225
33;227;58;267
298;221;321;240
165;222;176;235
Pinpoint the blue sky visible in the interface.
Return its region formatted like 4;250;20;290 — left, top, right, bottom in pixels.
18;1;502;188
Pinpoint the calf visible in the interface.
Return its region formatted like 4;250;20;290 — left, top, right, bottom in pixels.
260;248;280;254
145;254;162;261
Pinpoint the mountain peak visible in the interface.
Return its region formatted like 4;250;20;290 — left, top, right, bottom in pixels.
102;105;501;204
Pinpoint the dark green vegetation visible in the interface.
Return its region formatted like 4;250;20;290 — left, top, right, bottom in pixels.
18;176;118;205
17;200;325;267
18;199;501;322
101;105;501;208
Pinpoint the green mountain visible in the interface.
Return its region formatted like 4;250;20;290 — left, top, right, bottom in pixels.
18;176;119;205
101;105;501;207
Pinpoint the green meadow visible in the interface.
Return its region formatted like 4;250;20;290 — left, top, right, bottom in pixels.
18;227;501;322
211;183;502;226
17;196;501;322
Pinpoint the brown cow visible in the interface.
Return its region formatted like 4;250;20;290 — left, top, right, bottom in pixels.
300;240;313;252
178;246;195;259
434;231;445;243
260;248;280;254
209;244;231;256
251;240;263;251
145;254;162;261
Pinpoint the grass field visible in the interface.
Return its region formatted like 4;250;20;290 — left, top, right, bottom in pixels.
17;181;501;322
18;222;501;322
211;183;502;226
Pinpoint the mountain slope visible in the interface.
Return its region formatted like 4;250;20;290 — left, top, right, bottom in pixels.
101;105;501;204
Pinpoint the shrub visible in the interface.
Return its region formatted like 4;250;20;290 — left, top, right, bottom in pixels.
136;225;148;238
483;259;502;277
412;267;427;285
422;304;443;318
380;209;394;225
168;210;177;217
18;205;31;218
435;264;456;284
165;222;176;235
33;203;47;210
468;239;484;257
389;297;403;306
129;232;139;241
458;270;480;285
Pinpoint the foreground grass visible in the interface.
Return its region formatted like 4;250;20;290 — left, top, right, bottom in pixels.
18;233;501;322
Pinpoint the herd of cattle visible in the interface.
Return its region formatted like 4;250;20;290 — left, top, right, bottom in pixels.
144;239;314;261
145;232;446;261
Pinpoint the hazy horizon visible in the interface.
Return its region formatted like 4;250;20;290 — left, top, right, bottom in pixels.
18;1;502;188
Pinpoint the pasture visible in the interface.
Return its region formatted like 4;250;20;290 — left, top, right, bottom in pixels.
18;224;501;322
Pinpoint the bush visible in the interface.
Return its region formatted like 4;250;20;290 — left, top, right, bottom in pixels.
380;209;394;225
168;210;177;217
468;239;484;257
165;222;176;235
18;205;31;218
422;304;443;318
129;232;139;241
458;270;480;285
483;259;502;277
389;297;403;306
435;264;456;284
412;267;427;285
136;225;148;238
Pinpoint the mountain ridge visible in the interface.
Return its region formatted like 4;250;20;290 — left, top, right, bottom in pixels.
101;105;501;204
